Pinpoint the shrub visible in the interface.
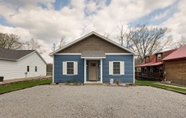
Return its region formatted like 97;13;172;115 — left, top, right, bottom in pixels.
66;80;71;84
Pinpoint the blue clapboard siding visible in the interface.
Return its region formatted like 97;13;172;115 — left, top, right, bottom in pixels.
102;55;134;83
54;54;134;83
54;55;84;83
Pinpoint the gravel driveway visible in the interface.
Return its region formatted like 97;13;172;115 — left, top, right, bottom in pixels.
0;85;186;118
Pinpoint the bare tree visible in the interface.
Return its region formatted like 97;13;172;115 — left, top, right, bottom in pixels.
24;38;45;54
117;24;132;48
0;33;22;49
103;32;109;39
176;35;186;48
119;24;172;63
58;35;66;49
117;24;125;46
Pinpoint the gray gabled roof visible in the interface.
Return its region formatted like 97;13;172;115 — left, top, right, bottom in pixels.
50;31;135;56
81;51;106;58
0;47;34;61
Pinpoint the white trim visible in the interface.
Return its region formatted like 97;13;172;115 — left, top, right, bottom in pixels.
105;53;134;55
133;55;135;83
84;59;86;83
49;31;135;56
81;57;106;59
52;57;54;83
100;59;103;83
55;53;81;55
53;53;133;56
84;81;102;83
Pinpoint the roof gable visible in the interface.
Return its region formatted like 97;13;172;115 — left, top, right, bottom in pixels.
50;31;134;55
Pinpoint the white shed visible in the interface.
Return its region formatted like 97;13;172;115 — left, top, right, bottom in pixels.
0;47;46;81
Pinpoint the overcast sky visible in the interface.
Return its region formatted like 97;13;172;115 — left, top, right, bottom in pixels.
0;0;185;63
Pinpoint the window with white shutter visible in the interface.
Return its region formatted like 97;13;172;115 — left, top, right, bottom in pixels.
63;61;78;75
109;61;124;75
113;62;120;74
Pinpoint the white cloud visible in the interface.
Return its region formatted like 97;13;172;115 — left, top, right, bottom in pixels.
151;10;169;21
162;0;186;39
0;0;179;63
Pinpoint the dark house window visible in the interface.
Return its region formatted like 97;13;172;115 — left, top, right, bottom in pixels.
113;62;120;74
35;66;37;72
27;66;29;72
146;57;149;62
157;54;162;60
67;62;74;74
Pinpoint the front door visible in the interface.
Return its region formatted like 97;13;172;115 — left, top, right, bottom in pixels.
89;61;98;80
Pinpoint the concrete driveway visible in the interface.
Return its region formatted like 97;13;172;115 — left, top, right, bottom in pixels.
0;85;186;118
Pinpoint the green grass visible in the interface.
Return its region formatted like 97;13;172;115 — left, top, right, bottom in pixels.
0;79;52;94
136;80;186;94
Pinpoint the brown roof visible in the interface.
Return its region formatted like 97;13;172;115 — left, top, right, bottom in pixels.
0;47;34;61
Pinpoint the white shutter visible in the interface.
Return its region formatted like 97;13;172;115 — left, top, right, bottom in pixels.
109;61;113;75
63;62;67;75
74;62;78;75
120;61;125;75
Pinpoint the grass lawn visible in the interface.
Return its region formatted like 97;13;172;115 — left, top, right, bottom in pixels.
136;80;186;94
0;79;52;94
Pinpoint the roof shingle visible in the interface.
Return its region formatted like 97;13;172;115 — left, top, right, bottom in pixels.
0;47;34;61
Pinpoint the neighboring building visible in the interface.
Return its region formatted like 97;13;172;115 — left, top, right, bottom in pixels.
47;63;53;76
135;49;176;80
163;44;186;85
50;31;135;84
0;48;47;81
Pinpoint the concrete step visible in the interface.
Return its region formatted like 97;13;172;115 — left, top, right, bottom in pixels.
84;83;103;85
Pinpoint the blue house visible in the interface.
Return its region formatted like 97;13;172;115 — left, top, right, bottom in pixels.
50;31;135;84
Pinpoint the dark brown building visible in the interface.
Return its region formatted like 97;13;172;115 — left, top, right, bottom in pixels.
135;49;176;81
163;44;186;85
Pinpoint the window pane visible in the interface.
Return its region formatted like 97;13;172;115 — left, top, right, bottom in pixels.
113;69;120;74
35;66;37;72
67;62;73;68
113;62;120;74
27;66;29;72
67;69;74;74
67;62;74;74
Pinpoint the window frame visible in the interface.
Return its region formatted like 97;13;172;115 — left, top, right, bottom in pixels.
35;66;37;72
157;54;162;59
145;56;149;62
66;61;74;75
113;61;121;75
27;66;29;72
